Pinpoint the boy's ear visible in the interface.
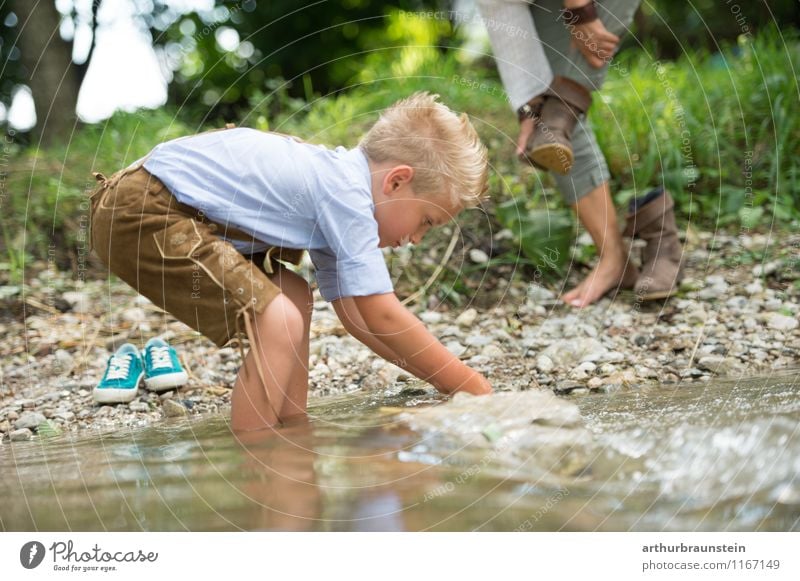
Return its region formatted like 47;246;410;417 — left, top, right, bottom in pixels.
383;165;415;195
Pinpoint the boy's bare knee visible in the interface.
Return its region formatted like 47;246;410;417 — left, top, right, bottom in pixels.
256;294;305;346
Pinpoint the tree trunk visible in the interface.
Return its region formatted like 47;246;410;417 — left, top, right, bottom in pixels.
11;0;81;147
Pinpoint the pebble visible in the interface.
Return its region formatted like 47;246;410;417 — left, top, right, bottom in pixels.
686;307;708;324
455;308;478;328
554;381;584;394
162;399;187;418
129;402;150;413
61;291;91;313
535;355;555;373
14;411;47;430
3;233;798;437
599;363;617;375
464;334;493;347
744;281;763;295
541;338;607;367
527;285;556;303
419;311;443;324
698;355;745;376
568;360;598;381
481;344;505;358
122;307;147;323
9;428;33;442
444;341;467;357
587;377;604;389
469;249;489;264
767;314;798;331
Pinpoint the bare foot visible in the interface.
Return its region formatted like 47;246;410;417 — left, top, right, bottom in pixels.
562;255;636;308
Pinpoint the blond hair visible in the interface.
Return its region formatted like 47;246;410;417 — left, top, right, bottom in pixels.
359;92;488;208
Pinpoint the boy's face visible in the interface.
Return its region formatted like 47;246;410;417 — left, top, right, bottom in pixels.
373;166;462;248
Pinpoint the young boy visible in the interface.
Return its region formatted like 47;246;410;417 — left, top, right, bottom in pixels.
88;92;493;431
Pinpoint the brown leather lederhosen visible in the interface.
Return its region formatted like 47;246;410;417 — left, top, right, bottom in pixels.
88;125;304;422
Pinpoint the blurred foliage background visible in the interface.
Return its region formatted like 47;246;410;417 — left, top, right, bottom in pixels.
1;0;798;295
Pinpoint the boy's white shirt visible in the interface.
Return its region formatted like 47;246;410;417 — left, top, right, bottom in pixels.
143;127;393;301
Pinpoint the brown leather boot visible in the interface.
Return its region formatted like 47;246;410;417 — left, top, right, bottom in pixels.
623;188;684;300
523;76;592;175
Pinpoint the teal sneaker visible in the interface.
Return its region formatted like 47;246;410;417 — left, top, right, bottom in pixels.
93;343;144;404
142;338;188;392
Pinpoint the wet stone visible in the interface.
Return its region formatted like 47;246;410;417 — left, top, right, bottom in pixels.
162;399;187;418
400;391;591;477
128;402;150;413
554;381;584;395
9;428;33;442
53;411;75;422
14;411;47;430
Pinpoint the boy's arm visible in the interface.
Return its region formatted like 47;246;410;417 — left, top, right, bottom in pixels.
333;294;493;396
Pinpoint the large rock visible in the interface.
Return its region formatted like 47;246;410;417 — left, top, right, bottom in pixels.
399;391;592;477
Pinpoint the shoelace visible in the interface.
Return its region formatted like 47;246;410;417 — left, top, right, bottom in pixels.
148;345;174;370
105;354;134;380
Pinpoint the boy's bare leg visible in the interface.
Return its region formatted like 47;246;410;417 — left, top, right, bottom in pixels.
230;268;311;431
562;180;628;307
268;267;312;422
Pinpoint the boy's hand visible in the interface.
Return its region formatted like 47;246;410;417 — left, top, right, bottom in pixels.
335;294;494;397
446;370;493;396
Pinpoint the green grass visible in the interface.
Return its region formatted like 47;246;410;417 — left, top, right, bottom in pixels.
594;31;800;225
2;109;194;280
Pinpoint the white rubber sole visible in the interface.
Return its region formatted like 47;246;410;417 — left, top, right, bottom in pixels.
144;371;189;392
93;371;143;404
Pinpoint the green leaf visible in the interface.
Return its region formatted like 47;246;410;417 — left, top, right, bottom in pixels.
495;201;573;274
36;420;62;438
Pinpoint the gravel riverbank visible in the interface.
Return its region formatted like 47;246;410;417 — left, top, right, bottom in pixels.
1;230;798;442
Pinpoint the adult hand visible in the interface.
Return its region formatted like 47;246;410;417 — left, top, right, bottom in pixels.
570;19;620;68
515;116;535;159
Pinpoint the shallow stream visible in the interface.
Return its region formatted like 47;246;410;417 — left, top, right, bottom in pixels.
1;372;798;531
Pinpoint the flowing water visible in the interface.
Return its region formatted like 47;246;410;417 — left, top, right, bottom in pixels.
1;372;798;531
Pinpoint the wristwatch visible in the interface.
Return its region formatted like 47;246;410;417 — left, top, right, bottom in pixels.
560;0;599;25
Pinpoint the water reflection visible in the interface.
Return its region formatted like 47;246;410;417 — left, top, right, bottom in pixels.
0;374;798;531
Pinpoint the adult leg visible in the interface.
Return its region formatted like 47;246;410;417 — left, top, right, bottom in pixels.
231;266;312;431
475;0;554;111
562;181;637;306
539;0;641;305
